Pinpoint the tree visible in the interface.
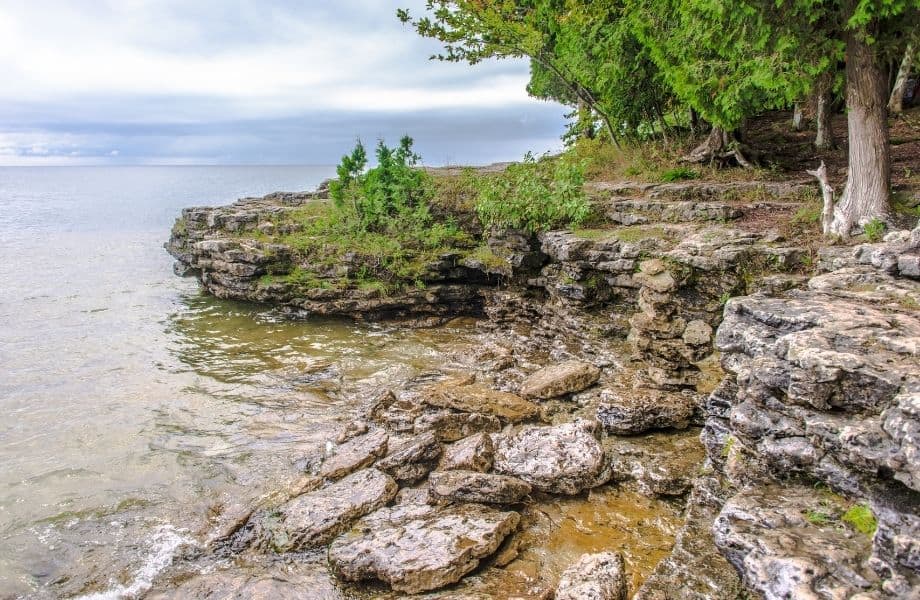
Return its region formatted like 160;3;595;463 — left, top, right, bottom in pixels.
398;1;632;145
889;42;915;114
782;0;919;236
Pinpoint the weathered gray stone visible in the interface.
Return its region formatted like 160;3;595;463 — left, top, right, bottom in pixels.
414;410;502;442
267;468;397;552
607;429;705;497
328;503;520;594
428;470;531;504
555;552;627;600
519;361;601;400
439;433;494;472
493;419;606;495
682;319;713;346
714;484;877;600
318;429;388;479
376;432;442;484
597;388;696;434
422;378;540;423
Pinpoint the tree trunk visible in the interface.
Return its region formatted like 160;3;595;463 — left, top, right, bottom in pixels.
829;29;891;238
815;90;836;150
792;103;805;131
682;126;755;168
888;43;914;114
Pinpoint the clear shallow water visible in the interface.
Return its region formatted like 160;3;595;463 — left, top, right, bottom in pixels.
0;166;482;598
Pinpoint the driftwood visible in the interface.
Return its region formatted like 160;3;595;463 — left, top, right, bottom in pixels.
806;161;836;235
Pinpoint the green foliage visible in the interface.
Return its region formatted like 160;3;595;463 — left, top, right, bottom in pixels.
805;509;833;526
721;436;735;458
863;218;886;242
660;167;699;182
473;153;591;233
842;503;877;536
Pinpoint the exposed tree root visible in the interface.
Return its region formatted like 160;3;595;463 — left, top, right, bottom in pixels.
681;127;759;168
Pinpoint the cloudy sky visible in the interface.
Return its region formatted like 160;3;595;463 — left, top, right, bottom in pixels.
0;0;568;166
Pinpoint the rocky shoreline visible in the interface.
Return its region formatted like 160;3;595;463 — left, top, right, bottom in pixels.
160;180;920;599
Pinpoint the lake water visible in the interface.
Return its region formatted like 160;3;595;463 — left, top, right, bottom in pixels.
0;166;487;598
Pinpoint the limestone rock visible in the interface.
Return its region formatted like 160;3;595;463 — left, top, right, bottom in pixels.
414;410;502;442
428;470;531;505
376;432;442;484
519;361;601;400
423;379;540;423
439;433;495;472
318;429;388;479
267;468;397;552
714;484;877;600
555;552;627;600
682;319;713;346
607;429;705;497
328;503;520;594
493;419;606;495
596;388;696;434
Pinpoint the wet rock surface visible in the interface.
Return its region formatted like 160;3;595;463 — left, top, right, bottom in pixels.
318;428;388;479
493;419;606;495
596;388;697;434
555;551;628;600
439;432;495;472
376;432;442;484
422;378;541;423
328;503;520;594
261;468;397;552
607;429;706;498
519;360;601;400
428;470;532;505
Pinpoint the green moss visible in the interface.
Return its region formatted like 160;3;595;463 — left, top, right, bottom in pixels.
842;503;877;536
467;245;512;271
611;225;670;243
171;217;188;236
720;436;735;458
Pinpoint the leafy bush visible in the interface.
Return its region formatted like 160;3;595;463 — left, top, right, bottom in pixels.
473;153;591;233
660;166;699;182
863;218;886;242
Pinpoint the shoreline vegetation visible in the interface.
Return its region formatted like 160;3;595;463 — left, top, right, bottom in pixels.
155;2;920;598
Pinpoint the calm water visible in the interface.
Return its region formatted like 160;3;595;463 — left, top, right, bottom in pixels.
0;166;482;598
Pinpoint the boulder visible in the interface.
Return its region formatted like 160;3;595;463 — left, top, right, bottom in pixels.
328;503;520;594
519;361;602;400
414;410;502;442
376;432;442;484
318;429;388;479
493;419;606;495
596;389;696;434
267;468;397;552
555;552;628;600
439;433;495;472
423;380;540;423
428;470;531;505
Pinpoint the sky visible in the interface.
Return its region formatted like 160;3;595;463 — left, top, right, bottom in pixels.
0;0;568;166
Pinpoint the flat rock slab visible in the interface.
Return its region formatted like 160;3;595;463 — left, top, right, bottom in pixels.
376;431;442;484
607;429;705;498
268;468;397;552
493;419;606;495
555;552;627;600
439;433;494;472
414;410;502;442
319;429;388;479
519;361;601;400
714;484;876;600
596;388;696;434
329;503;520;594
428;470;531;505
423;380;540;423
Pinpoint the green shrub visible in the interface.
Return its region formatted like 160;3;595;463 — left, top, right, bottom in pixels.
842;503;877;536
660;166;699;182
863;218;886;242
473;153;591;233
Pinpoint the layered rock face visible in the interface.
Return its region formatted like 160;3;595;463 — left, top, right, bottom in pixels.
705;226;920;598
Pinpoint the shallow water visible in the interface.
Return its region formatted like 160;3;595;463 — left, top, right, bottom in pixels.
0;166;682;599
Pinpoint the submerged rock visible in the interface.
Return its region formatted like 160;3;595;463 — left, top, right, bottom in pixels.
596;388;696;434
519;361;601;400
376;431;442;484
423;379;540;423
318;429;388;479
493;419;606;495
428;470;531;505
607;429;705;497
555;552;627;600
439;432;495;472
328;503;520;594
267;468;397;552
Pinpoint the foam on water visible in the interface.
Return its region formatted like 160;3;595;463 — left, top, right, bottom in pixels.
75;525;193;600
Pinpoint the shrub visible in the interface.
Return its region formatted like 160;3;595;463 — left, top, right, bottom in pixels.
660;166;698;182
863;218;886;242
473;153;591;233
